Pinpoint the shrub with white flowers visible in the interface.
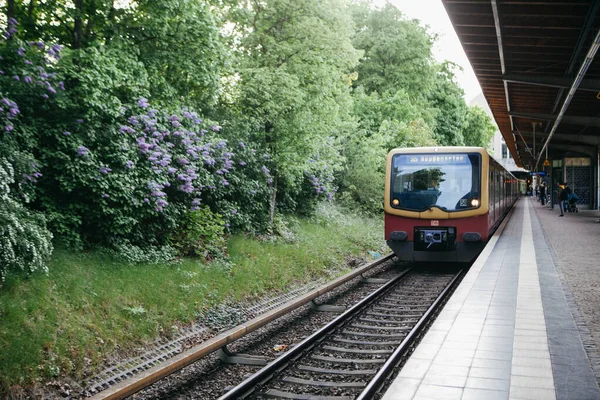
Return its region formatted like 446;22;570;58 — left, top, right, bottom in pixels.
0;157;53;282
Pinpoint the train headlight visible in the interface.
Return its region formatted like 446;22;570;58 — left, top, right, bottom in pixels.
470;198;480;207
392;198;400;206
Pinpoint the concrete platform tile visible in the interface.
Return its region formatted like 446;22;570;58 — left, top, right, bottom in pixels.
437;348;476;360
512;348;551;359
471;357;511;370
429;319;454;331
423;372;467;388
481;326;514;338
474;349;513;361
478;336;513;348
461;388;509;400
511;365;554;378
514;321;547;331
469;366;511;381
483;318;515;327
509;385;556;400
414;383;463;400
465;376;510;391
512;334;548;344
513;328;547;337
431;355;473;368
510;375;554;389
398;357;433;379
442;340;479;351
381;377;421;400
411;343;442;360
512;341;549;351
511;356;552;369
427;363;470;378
419;331;447;345
476;340;514;353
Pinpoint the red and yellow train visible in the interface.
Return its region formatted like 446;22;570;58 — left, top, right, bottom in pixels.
384;147;519;263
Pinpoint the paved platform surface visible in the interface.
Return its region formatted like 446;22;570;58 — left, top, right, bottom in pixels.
382;197;600;400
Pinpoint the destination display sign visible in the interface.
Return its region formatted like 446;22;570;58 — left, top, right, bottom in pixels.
399;154;472;165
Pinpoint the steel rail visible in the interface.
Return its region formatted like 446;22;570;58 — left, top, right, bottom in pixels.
217;266;415;399
356;269;464;400
90;253;395;400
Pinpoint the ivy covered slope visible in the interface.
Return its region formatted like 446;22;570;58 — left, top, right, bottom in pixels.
0;0;496;394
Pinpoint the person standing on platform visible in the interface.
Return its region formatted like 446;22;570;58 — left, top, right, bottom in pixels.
558;182;571;217
539;182;546;206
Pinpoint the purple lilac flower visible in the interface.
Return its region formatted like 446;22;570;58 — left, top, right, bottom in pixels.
5;125;14;132
125;160;134;169
24;76;32;83
77;119;84;124
0;70;4;75
13;76;20;81
77;146;89;156
17;47;26;56
239;141;245;148
63;131;70;136
102;193;110;198
137;97;150;108
48;44;62;58
225;223;230;228
120;126;135;134
42;94;49;99
261;165;270;174
221;179;229;186
128;116;139;125
58;81;65;90
231;209;237;215
25;60;32;65
210;125;221;132
99;166;112;174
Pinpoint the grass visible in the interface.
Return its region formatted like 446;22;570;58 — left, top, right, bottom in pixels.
0;203;386;392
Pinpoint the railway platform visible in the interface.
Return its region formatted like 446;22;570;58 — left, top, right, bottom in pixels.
382;197;600;400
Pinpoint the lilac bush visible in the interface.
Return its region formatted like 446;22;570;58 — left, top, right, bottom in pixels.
0;19;55;281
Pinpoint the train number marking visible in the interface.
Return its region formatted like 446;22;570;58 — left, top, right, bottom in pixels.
431;220;439;226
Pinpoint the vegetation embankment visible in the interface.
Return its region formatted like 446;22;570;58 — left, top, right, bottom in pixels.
0;204;385;392
1;0;496;394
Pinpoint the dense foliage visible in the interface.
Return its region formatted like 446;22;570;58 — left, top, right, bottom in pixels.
0;0;497;281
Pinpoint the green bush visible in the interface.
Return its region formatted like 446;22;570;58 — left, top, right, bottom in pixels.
170;206;227;260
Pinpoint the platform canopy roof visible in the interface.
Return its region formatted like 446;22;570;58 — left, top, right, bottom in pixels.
441;0;600;169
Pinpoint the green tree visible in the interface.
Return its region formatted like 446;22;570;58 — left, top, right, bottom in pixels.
350;0;436;98
119;0;225;110
226;0;361;226
428;61;467;146
463;105;496;148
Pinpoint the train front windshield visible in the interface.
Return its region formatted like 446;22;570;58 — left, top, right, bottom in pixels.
390;153;481;212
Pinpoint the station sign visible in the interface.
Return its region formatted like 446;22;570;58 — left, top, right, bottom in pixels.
529;171;547;176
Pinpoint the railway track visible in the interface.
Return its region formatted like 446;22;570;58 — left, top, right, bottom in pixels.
91;254;399;399
219;268;464;400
